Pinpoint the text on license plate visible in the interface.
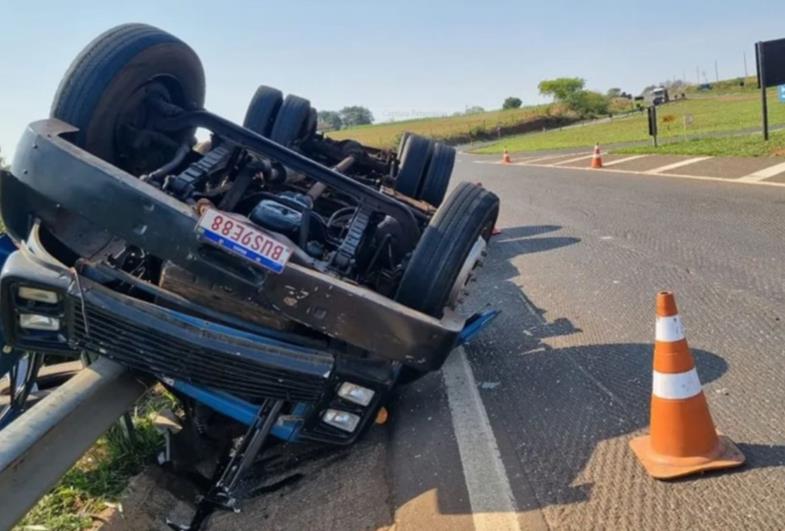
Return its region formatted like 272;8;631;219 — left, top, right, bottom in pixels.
196;208;292;274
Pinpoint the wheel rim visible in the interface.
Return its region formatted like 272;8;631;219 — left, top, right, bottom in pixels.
0;352;42;429
446;236;487;311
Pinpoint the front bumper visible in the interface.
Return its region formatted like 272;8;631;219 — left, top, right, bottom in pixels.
0;248;394;444
4;119;461;371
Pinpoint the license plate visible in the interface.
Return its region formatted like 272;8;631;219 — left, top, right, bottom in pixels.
196;208;292;274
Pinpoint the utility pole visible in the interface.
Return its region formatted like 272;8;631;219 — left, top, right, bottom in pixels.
744;51;749;78
696;66;700;84
714;60;719;82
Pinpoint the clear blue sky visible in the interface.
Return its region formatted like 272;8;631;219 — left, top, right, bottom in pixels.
1;0;783;158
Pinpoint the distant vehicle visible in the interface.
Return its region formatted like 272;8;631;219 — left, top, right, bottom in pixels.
648;86;670;106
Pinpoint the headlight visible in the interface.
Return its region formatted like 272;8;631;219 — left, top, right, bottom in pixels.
18;286;60;304
19;313;61;331
322;409;361;433
337;382;375;406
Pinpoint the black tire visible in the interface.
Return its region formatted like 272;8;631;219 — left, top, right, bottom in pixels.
305;107;318;139
396;131;411;158
396;182;499;318
243;85;283;136
270;94;312;147
420;143;455;207
51;23;205;175
395;134;432;198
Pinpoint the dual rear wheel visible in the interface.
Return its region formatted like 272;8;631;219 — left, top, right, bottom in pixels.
243;86;315;148
394;133;456;207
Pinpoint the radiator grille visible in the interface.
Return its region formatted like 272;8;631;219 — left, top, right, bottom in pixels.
71;299;327;404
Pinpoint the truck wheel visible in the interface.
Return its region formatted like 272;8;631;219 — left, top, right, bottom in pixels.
243;85;283;136
396;132;411;158
270;94;312;147
396;182;499;317
51;23;205;175
395;182;499;384
305;107;318;139
419;143;455;207
395;134;432;198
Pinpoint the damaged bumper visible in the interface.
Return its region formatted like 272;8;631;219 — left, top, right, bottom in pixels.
0;247;394;444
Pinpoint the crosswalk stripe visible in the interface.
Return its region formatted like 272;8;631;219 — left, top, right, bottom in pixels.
602;155;648;167
646;156;712;174
737;161;785;182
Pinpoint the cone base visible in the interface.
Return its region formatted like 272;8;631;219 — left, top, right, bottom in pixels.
629;433;745;480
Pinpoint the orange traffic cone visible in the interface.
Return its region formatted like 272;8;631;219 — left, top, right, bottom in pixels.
502;148;512;164
590;143;603;168
629;291;745;479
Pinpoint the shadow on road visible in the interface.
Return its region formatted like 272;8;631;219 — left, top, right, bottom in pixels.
388;222;785;520
490;224;581;261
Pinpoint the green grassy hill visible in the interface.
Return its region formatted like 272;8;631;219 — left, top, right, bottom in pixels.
328;104;571;150
475;86;785;156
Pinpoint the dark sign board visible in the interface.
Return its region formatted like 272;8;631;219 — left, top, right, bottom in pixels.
755;37;785;140
647;105;658;147
756;38;785;87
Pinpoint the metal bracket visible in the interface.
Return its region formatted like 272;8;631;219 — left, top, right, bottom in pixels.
167;399;284;531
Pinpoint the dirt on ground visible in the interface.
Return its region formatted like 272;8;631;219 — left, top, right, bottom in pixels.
102;427;394;531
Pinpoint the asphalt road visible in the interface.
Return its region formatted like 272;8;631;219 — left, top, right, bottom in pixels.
447;155;785;529
124;155;785;530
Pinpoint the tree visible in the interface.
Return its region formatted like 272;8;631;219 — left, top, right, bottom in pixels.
317;110;343;132
502;97;522;110
606;87;622;98
538;77;609;118
465;105;485;114
0;147;7;171
339;106;374;127
570;90;610;117
538;78;585;101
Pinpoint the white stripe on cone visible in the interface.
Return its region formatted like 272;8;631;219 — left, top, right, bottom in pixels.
652;368;702;400
655;315;685;342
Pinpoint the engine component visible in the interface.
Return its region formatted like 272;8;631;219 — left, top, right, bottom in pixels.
331;207;372;274
167;145;233;198
250;200;303;235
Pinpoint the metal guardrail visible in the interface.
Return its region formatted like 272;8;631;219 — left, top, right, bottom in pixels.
0;358;148;529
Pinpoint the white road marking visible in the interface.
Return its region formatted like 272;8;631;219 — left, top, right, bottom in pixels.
524;152;584;164
602;154;648;167
737;160;785;182
473;158;785;188
442;347;521;531
645;156;712;174
550;154;594;166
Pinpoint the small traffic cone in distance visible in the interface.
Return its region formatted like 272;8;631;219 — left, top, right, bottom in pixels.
502;148;512;164
629;291;745;480
591;143;603;168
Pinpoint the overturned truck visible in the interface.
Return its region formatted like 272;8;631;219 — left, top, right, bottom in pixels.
0;23;499;527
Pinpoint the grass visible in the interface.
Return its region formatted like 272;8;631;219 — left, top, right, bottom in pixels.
615;130;785;158
473;88;785;155
328;104;563;149
15;386;175;530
